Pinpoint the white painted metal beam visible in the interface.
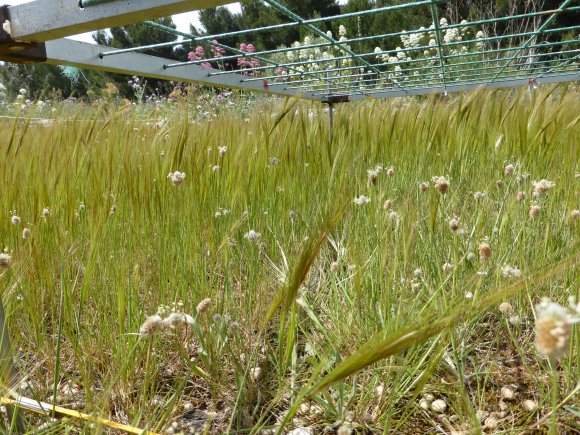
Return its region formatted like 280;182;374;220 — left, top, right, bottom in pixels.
4;38;321;100
4;0;235;43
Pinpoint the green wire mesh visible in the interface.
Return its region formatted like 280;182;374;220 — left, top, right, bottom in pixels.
95;0;580;100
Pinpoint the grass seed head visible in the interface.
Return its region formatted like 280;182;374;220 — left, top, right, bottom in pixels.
509;315;522;326
22;228;30;239
478;242;492;261
571;209;580;219
449;217;460;232
532;179;555;195
244;230;261;241
42;207;50;218
337;425;352;435
0;252;12;269
196;298;211;314
353;195;371;206
167;171;186;186
498;302;514;314
163;312;194;328
386;166;395;176
419;181;429;192
534;299;576;359
442;262;454;273
501;265;521;279
367;169;379;185
515;191;526;201
504;164;515;175
432;176;450;194
139;314;164;336
11;215;21;225
383;199;393;210
529;204;541;218
250;366;261;381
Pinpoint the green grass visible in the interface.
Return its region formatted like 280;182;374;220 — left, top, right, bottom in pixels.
0;85;578;434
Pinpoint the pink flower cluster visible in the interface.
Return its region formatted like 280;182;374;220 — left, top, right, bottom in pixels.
238;43;260;75
188;46;211;69
210;41;226;58
186;41;260;75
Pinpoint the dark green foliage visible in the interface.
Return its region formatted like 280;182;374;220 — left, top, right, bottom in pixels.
93;17;180;97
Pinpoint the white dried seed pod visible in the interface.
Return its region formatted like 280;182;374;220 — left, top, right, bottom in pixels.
501;387;515;401
431;399;447;413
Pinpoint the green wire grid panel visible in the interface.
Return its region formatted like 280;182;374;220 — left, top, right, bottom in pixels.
1;0;579;102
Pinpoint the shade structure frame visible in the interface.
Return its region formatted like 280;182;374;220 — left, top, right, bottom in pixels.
0;0;577;104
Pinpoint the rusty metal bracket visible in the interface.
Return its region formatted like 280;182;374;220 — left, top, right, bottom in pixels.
0;5;46;63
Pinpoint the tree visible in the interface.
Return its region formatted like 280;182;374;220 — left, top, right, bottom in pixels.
93;17;181;97
195;1;341;52
0;62;101;101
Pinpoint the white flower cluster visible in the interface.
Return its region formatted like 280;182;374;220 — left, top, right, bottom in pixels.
501;265;522;279
284;26;353;76
443;27;462;44
139;302;189;334
532;179;555;195
370;17;482;83
244;229;261;241
353;195;371;206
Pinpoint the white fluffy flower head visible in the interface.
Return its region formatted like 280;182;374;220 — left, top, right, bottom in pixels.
353;195;371;206
168;171;186;186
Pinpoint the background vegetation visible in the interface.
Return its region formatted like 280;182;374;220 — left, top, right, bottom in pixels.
0;85;578;433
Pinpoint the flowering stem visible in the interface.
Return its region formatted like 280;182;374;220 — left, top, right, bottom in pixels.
549;361;558;435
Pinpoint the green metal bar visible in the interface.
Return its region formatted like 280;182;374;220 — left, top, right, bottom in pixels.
114;0;437;61
310;71;578;98
285;55;578;93
489;0;574;83
232;35;579;83
538;52;580;77
291;61;578;94
260;0;406;93
268;47;579;89
100;39;195;57
168;0;436;44
185;24;579;77
145;20;364;97
80;0;578;100
241;38;580;84
100;6;580;60
429;1;448;91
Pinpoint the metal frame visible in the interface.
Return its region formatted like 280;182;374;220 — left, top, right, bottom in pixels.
0;0;578;103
